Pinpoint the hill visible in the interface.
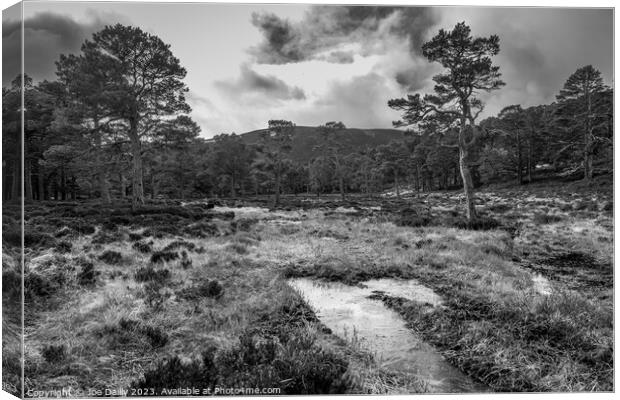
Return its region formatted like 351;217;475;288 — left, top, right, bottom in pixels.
239;126;405;163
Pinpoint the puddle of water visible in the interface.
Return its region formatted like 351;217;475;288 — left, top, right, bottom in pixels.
288;278;488;393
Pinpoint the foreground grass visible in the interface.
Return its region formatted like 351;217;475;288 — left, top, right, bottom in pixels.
13;202;425;395
253;188;613;391
2;239;22;397
8;180;613;394
287;216;612;389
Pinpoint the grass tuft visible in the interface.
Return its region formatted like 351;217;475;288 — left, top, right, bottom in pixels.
451;216;501;230
395;207;432;227
54;240;72;253
178;280;224;300
532;214;564;224
150;250;179;264
97;250;124;265
77;262;99;286
132;240;153;254
134;266;171;283
41;344;67;363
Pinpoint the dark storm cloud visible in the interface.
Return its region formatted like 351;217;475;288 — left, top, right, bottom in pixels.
250;6;439;64
4;12;90;47
2;11;124;86
215;64;306;100
394;63;438;92
250;12;303;63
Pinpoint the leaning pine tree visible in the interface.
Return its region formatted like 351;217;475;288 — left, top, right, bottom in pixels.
388;22;505;222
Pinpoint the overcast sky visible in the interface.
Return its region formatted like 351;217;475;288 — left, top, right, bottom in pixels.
2;2;613;137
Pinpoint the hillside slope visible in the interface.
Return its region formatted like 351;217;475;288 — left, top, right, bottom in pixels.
240;126;405;162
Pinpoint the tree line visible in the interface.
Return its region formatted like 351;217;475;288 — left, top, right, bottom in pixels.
2;22;613;220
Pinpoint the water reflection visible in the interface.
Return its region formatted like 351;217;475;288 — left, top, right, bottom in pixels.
288;278;489;393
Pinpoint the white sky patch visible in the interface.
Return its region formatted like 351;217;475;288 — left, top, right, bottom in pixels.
252;55;379;98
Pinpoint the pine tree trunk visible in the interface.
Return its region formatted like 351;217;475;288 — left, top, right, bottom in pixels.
179;173;185;199
43;179;49;200
151;173;157;199
584;146;593;182
71;176;77;200
415;164;421;193
3;171;7;201
458;107;479;222
339;175;345;201
516;129;523;185
459;146;477;221
583;96;592;183
274;162;281;206
129;119;145;208
120;173;126;199
584;80;593;182
37;162;44;201
527;138;532;183
60;168;67;201
25;159;33;201
230;174;236;198
11;159;20;201
95;132;111;204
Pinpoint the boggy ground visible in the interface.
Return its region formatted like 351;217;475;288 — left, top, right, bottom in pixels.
2;175;613;395
4;200;425;396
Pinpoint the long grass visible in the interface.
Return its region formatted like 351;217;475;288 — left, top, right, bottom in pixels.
14;183;613;393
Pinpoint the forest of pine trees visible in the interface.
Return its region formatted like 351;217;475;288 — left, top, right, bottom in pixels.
2;23;613;208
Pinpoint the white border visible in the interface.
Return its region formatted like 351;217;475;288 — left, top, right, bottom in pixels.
0;2;616;400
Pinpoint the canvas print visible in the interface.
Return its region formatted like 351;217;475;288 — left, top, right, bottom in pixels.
1;1;614;397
